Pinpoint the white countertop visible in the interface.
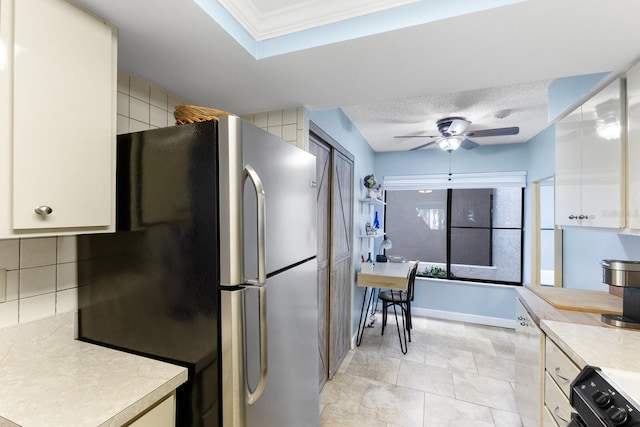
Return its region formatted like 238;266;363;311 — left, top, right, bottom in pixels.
541;320;640;372
0;313;188;427
542;320;640;403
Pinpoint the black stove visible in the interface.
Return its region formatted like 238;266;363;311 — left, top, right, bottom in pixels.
569;366;640;427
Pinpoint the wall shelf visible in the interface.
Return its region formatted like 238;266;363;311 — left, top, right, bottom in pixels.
359;198;385;205
359;230;384;239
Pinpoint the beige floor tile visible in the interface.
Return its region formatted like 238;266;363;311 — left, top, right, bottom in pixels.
453;371;519;413
320;373;378;413
424;346;478;375
320;315;522;426
320;406;387;427
397;360;455;398
344;351;401;385
358;382;424;426
491;408;523;427
474;353;516;382
423;393;494;427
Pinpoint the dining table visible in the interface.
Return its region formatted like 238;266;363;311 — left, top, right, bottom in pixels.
356;261;415;354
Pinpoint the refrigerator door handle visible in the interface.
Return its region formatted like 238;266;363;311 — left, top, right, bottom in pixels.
246;285;268;405
243;164;269;405
243;164;266;286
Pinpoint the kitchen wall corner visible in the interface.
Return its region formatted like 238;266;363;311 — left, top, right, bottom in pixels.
0;71;309;328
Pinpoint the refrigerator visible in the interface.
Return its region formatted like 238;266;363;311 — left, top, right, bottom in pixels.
76;116;320;427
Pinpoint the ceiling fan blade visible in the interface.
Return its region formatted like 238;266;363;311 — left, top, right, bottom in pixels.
447;118;471;135
394;134;439;139
460;139;479;150
463;126;519;138
410;140;437;151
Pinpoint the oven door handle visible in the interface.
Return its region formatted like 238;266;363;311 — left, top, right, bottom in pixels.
567;413;588;427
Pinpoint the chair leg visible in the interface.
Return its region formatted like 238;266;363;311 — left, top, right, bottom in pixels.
381;301;387;336
406;302;412;342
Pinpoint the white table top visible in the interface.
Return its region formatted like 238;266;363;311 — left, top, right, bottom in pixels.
357;261;415;291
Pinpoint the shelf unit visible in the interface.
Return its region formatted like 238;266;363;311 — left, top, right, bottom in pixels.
359;197;385;256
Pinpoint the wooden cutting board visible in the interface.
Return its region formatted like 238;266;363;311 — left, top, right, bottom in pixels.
527;285;623;315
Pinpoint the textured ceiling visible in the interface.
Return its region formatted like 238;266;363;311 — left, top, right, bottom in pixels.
342;80;552;151
71;0;640;152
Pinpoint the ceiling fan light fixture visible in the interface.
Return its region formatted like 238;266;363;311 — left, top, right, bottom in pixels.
438;136;464;152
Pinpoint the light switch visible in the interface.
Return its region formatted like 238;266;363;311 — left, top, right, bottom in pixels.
0;269;6;303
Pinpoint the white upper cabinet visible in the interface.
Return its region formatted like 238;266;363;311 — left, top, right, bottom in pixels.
0;0;117;238
627;63;640;230
555;78;625;228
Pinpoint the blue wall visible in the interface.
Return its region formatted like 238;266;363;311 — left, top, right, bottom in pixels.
309;71;640;329
547;73;610;122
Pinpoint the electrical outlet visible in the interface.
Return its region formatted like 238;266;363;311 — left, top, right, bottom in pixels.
0;269;6;303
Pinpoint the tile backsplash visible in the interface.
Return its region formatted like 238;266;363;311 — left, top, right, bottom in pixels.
0;70;308;328
0;237;78;327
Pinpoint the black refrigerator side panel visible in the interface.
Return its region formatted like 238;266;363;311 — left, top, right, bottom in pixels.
77;122;220;427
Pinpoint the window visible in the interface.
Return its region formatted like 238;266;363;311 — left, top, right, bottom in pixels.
383;172;525;285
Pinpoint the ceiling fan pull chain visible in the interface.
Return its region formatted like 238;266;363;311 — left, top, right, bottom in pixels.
448;152;452;181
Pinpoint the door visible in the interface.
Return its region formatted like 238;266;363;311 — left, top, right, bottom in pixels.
330;150;353;377
308;138;331;389
309;123;354;387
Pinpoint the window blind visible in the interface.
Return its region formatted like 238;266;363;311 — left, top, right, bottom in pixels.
383;171;527;191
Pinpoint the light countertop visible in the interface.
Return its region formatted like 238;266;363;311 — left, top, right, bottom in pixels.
541;319;640;372
0;313;188;427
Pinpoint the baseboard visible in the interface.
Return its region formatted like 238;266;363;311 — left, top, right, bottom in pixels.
411;307;516;329
351;307;515;348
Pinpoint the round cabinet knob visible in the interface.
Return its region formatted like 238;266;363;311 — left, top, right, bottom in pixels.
34;205;53;216
593;390;612;408
578;214;587;220
608;407;629;425
569;215;577;219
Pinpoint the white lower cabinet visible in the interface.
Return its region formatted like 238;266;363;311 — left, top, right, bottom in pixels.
543;404;560;427
514;299;544;427
544;336;580;427
125;393;176;427
0;0;117;238
544;372;573;427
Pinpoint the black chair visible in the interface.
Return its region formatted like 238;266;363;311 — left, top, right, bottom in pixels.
379;261;419;343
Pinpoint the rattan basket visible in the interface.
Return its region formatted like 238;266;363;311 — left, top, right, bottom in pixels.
173;104;231;125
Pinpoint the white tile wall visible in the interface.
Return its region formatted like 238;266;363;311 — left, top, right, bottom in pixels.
116;71;187;135
242;106;308;149
0;237;77;327
0;70;309;328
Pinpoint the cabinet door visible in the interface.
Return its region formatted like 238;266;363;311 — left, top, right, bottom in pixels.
514;299;544;427
628;63;640;229
580;79;624;228
555;107;582;226
12;0;115;230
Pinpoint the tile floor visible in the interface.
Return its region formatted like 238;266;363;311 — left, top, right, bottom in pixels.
319;314;522;427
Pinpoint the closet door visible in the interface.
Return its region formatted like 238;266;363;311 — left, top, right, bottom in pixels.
308;136;331;389
329;150;353;378
309;124;354;386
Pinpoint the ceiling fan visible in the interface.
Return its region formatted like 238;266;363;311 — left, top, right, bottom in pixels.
395;117;519;152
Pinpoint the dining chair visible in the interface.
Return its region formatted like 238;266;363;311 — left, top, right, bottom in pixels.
378;260;419;342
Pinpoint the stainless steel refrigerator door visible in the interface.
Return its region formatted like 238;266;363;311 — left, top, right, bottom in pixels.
241;119;317;279
244;259;320;427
